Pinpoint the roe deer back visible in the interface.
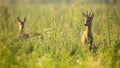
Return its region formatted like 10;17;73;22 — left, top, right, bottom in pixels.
17;17;43;39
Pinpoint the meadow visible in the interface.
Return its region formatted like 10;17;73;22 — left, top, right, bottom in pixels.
0;1;120;68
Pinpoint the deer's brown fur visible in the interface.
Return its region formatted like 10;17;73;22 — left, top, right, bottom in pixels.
81;11;94;50
17;17;43;39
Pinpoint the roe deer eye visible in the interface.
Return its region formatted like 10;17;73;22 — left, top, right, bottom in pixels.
87;19;91;22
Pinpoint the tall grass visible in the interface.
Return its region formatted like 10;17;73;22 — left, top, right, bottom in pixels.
0;2;120;68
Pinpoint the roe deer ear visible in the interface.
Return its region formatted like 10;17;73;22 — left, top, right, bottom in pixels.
90;13;94;19
17;17;21;22
82;12;87;18
24;17;26;22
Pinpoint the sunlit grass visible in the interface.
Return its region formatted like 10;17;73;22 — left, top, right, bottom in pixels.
0;2;120;68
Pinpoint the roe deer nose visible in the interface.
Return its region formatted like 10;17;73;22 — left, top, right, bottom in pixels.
85;24;87;26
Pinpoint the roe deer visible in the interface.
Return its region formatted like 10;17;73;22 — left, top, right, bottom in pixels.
17;17;43;39
81;11;94;50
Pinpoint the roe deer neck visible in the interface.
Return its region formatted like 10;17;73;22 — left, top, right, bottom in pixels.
19;23;24;34
85;25;91;35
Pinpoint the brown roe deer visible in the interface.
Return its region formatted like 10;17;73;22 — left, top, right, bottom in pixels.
17;17;43;39
81;11;94;50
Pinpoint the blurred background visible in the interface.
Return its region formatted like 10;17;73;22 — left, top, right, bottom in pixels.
0;0;120;68
0;0;119;5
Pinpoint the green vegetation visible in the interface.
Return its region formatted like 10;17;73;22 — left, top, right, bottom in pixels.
0;0;120;68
